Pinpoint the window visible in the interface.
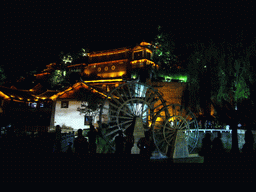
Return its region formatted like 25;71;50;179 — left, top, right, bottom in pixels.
84;116;92;125
134;51;143;60
61;101;69;108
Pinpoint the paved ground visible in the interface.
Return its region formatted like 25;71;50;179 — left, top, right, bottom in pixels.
3;153;254;182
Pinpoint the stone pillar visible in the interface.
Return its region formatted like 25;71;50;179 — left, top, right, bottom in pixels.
131;117;145;154
173;130;189;158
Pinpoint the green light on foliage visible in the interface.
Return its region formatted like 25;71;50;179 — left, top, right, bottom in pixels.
161;75;187;82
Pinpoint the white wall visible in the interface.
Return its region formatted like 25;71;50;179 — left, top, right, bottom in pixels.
53;100;109;130
54;100;85;130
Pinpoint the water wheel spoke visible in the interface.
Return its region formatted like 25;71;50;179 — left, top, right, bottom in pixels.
123;122;132;132
165;145;169;154
158;138;167;145
165;125;176;131
105;128;120;137
118;119;133;127
102;106;120;115
166;135;175;144
187;119;196;126
112;115;133;120
177;120;185;129
179;124;188;130
165;132;175;140
108;124;119;129
114;90;134;115
109;102;133;117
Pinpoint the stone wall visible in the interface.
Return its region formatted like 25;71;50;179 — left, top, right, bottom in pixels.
150;82;186;105
194;130;256;153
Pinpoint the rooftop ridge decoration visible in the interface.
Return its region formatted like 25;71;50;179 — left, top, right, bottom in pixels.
89;47;131;57
49;81;111;101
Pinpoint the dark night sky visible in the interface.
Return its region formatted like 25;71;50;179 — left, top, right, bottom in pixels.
3;0;255;79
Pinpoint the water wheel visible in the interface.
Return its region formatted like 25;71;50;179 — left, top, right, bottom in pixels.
98;81;168;152
152;104;199;157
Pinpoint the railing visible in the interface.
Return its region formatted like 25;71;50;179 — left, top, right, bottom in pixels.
60;132;74;152
24;125;49;132
186;129;247;134
53;131;74;153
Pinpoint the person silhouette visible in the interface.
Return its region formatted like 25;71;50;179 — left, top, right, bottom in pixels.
87;125;97;154
115;130;125;154
124;119;135;155
200;133;212;163
125;132;134;155
74;129;88;156
137;131;153;160
242;129;255;162
212;132;224;162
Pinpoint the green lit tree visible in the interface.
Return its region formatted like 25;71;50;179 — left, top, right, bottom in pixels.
49;49;90;89
184;37;255;152
151;26;178;74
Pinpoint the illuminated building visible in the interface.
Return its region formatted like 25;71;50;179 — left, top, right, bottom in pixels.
84;42;155;79
0;42;190;133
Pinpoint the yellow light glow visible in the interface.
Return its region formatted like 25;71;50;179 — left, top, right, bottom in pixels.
133;49;144;53
89;49;130;57
49;82;112;100
155;117;163;122
67;63;86;68
100;71;125;78
34;72;50;77
83;79;123;83
0;91;10;100
140;42;151;46
88;59;128;66
145;49;152;54
131;59;155;66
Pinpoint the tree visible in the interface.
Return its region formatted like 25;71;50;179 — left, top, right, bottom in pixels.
184;37;255;152
184;40;220;119
49;49;89;89
75;86;103;125
151;26;178;74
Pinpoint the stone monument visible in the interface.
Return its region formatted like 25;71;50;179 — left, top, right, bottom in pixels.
131;117;145;154
173;130;189;158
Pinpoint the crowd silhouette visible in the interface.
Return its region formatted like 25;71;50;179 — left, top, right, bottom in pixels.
200;130;255;163
1;123;255;163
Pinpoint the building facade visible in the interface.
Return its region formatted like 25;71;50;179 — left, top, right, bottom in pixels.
0;42;189;134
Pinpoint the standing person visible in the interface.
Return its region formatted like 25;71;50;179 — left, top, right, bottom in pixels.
74;129;88;156
242;129;254;162
212;132;224;153
125;132;134;155
87;125;97;154
200;133;212;163
242;129;254;154
137;131;153;160
212;132;225;162
115;130;125;154
124;117;136;155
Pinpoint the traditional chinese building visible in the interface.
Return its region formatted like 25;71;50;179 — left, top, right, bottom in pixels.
0;42;192;133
